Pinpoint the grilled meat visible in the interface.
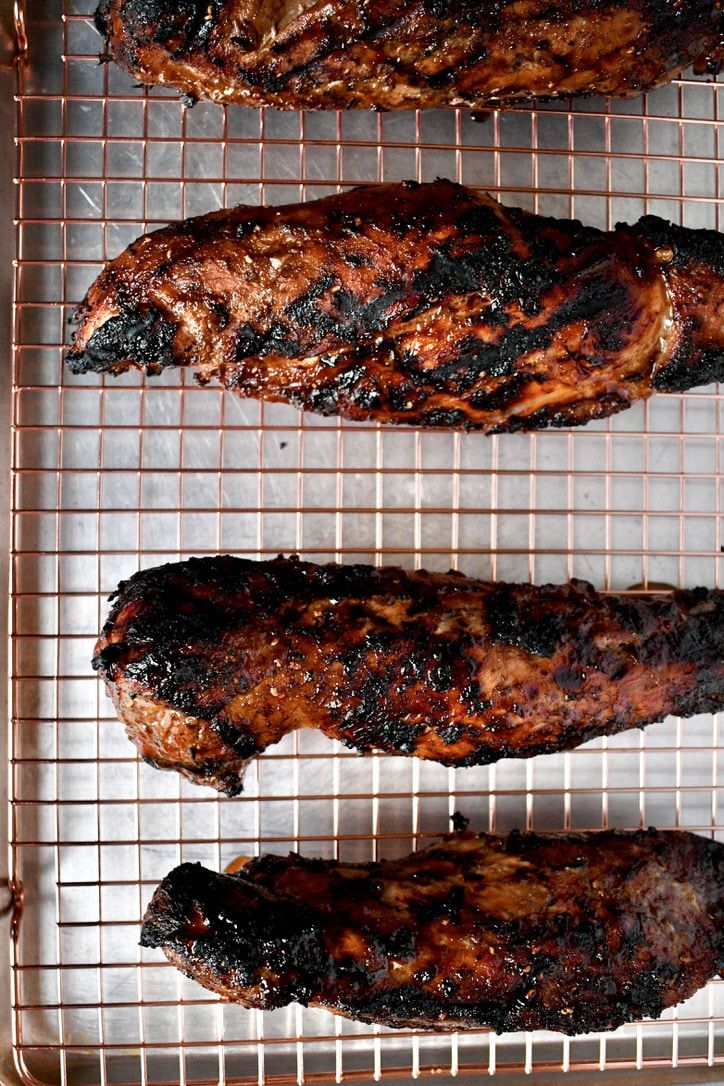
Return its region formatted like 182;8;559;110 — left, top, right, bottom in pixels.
140;828;724;1034
93;555;724;795
94;0;723;111
68;182;724;433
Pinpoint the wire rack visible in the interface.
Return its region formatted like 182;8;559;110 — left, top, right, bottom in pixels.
8;1;724;1083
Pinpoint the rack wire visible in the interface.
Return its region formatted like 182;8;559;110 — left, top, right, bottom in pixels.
8;1;724;1082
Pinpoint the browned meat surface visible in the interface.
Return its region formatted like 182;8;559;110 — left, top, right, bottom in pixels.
68;182;724;433
141;828;724;1033
94;0;723;111
93;555;724;795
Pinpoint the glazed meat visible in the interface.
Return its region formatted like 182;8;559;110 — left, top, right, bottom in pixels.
93;555;724;795
94;0;723;111
68;182;724;433
141;828;724;1034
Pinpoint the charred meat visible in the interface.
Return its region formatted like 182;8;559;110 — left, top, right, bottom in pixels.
93;555;724;794
141;828;724;1033
94;0;723;111
68;182;724;433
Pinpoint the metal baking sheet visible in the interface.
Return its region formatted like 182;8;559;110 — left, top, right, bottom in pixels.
6;1;724;1082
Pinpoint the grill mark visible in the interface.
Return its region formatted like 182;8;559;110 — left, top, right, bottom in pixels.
96;0;723;110
68;180;724;433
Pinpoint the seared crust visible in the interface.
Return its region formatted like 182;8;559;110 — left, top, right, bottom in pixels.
68;183;724;433
94;555;724;794
140;829;724;1034
94;0;723;110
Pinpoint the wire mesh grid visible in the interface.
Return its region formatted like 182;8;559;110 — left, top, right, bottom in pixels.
8;1;724;1082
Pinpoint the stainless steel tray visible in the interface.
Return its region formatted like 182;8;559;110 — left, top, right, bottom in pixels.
4;1;724;1082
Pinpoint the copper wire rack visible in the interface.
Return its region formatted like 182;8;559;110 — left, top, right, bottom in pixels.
7;1;724;1083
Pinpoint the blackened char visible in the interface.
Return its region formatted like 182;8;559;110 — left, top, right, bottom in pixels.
140;828;724;1034
94;0;723;111
93;554;724;793
68;182;724;433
